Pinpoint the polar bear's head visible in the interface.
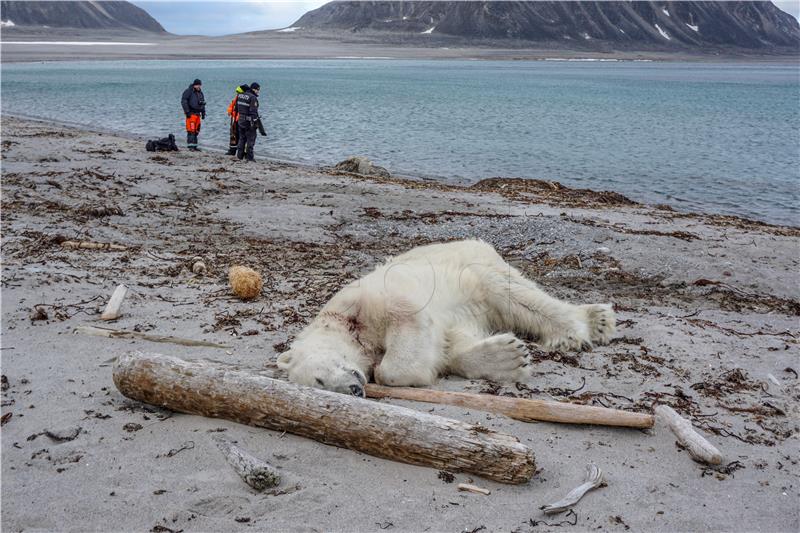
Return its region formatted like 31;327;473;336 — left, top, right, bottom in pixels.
277;342;368;397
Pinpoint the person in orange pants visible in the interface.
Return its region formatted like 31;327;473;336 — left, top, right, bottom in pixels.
226;84;247;155
181;79;205;151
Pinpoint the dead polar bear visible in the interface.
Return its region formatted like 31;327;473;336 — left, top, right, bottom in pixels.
278;240;615;396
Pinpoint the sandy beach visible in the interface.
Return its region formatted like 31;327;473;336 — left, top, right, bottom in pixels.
3;29;797;63
1;116;798;532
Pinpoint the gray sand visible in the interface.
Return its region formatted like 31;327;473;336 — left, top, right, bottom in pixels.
1;117;798;532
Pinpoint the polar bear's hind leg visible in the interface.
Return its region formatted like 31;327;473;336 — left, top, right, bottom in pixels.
486;266;615;351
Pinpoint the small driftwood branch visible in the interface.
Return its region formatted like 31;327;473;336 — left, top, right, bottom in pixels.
113;353;536;484
458;483;491;495
100;284;128;321
365;384;654;428
213;435;281;491
61;240;127;251
76;325;229;349
655;405;722;465
541;464;604;514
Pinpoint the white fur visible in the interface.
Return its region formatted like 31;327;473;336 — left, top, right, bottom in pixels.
278;240;616;394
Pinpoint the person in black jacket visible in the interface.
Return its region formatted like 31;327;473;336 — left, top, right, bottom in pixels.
236;82;261;162
180;79;206;151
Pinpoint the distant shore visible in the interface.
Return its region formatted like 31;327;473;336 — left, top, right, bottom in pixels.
3;29;798;63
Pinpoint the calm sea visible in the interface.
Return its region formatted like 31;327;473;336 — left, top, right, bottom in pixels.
2;59;798;225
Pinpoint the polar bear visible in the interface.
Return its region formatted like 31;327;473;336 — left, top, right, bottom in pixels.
278;240;615;396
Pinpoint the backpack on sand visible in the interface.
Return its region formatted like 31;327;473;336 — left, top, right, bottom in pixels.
146;134;179;152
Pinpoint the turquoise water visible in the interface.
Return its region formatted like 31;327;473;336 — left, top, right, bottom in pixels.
2;59;798;225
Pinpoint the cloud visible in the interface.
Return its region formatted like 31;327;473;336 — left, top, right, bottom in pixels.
133;1;326;36
773;0;800;20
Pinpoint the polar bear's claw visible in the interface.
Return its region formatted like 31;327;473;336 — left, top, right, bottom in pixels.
541;335;592;353
580;303;616;345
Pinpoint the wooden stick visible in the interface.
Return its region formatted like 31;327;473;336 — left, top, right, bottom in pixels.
76;325;230;349
655;405;722;465
113;353;536;484
458;483;491;495
365;384;654;428
212;435;281;491
100;284;128;321
61;240;127;251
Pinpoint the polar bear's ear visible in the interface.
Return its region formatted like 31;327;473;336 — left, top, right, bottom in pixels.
277;351;294;369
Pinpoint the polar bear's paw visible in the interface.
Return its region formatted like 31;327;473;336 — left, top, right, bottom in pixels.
580;303;616;345
476;333;532;382
540;332;593;353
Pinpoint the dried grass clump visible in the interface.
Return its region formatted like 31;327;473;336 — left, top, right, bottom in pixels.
229;265;263;300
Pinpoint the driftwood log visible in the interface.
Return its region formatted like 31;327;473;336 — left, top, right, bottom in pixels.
61;240;127;251
76;325;230;349
655;405;722;464
113;353;536;484
212;435;281;491
366;384;654;429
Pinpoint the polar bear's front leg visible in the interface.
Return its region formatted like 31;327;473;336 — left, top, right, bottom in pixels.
374;312;444;387
446;328;531;382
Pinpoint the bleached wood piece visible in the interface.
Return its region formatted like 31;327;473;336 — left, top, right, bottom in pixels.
61;240;127;251
655;405;722;465
100;284;128;321
541;464;604;514
365;384;654;428
212;435;281;491
458;483;491;495
75;325;229;349
113;353;536;484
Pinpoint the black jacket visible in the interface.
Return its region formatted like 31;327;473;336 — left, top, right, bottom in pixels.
181;86;206;116
236;90;259;123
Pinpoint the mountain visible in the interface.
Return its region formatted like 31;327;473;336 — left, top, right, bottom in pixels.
291;1;800;51
0;1;165;32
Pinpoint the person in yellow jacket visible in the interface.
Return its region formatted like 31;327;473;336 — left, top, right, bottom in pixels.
226;84;248;155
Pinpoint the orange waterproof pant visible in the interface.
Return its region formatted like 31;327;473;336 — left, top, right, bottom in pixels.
185;114;202;134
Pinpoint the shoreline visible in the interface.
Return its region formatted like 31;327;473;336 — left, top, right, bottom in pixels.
2;31;798;64
4;112;797;232
1;117;799;532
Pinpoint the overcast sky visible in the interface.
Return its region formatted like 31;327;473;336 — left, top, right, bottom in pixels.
134;1;800;37
133;1;327;35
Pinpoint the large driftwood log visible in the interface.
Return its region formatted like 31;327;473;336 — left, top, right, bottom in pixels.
366;384;654;429
113;353;535;484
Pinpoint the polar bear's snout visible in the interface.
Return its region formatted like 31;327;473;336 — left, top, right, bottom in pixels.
315;367;367;397
278;346;368;397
